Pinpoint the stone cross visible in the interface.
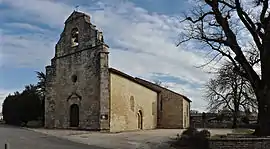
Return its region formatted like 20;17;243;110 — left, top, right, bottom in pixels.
75;5;79;11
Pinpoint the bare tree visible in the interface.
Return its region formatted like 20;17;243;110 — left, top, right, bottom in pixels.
204;61;257;128
179;0;270;136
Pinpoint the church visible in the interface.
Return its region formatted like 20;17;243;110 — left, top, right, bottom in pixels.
44;11;191;132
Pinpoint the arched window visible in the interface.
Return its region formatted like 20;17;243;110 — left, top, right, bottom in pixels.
130;96;135;111
71;28;79;47
137;110;143;129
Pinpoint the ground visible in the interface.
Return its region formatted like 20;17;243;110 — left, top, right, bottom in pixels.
26;128;234;149
0;124;236;149
0;125;105;149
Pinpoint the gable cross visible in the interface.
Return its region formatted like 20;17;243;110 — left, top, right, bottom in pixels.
75;5;79;11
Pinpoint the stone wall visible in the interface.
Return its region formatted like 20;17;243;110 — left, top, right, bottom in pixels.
45;11;110;130
191;121;233;129
159;89;185;128
209;138;270;149
109;72;158;132
135;78;191;129
183;99;190;128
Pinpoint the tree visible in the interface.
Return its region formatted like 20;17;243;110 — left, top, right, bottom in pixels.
2;84;42;125
179;0;270;136
204;62;257;128
2;71;46;126
35;71;46;97
2;94;21;125
35;71;46;124
19;84;42;125
202;112;206;128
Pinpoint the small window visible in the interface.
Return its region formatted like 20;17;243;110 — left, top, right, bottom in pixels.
130;96;135;111
160;99;163;111
71;75;77;83
71;28;79;47
152;102;155;115
186;105;189;116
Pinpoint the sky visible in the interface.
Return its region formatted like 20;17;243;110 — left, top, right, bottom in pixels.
0;0;219;112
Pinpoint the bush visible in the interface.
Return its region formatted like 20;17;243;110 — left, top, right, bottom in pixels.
26;120;43;128
241;116;250;124
198;129;211;138
182;127;199;137
171;128;211;149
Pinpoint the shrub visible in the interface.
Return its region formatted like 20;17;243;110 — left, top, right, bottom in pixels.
241;116;250;124
182;127;199;137
26;120;43;128
198;129;211;138
170;128;211;149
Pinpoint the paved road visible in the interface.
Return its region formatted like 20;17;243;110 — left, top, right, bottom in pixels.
0;125;107;149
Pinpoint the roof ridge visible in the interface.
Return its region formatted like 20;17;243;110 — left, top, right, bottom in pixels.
134;77;192;102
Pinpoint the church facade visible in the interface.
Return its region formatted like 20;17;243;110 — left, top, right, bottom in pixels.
44;11;191;132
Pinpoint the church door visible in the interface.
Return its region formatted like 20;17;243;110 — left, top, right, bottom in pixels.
137;110;143;129
70;104;79;127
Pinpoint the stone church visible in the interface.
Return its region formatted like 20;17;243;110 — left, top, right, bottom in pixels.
44;11;191;132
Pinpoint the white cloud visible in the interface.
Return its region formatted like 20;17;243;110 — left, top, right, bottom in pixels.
0;0;217;112
1;33;55;68
4;23;48;33
2;0;73;28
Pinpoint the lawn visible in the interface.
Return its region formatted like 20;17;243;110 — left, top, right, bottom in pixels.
232;129;255;134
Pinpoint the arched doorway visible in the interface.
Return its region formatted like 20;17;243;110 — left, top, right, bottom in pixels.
70;104;79;127
137;110;143;129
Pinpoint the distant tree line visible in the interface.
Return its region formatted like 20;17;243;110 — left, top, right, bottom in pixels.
2;71;46;126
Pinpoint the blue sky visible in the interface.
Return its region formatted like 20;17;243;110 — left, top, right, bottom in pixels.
0;0;215;112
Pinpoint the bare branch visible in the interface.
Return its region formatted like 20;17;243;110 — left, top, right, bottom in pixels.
185;12;215;23
235;0;263;52
260;0;269;24
218;0;236;9
204;61;256;116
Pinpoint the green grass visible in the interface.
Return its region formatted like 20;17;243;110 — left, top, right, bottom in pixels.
211;134;227;139
210;129;255;139
232;129;254;134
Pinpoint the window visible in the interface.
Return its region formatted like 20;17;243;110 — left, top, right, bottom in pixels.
130;96;135;111
160;99;163;111
71;75;77;83
186;105;189;127
152;102;156;115
71;28;79;47
186;105;189;117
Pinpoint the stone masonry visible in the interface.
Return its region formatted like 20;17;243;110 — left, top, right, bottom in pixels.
209;137;270;149
135;78;191;129
45;10;192;132
45;11;110;131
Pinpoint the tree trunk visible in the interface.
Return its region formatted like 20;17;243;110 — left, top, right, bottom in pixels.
254;23;270;136
254;89;270;136
232;110;238;129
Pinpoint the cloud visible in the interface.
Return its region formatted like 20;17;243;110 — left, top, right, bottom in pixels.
3;23;48;33
0;0;217;111
1;0;73;28
1;33;55;68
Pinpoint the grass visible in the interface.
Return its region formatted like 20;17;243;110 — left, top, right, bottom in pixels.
210;129;255;139
232;129;255;134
